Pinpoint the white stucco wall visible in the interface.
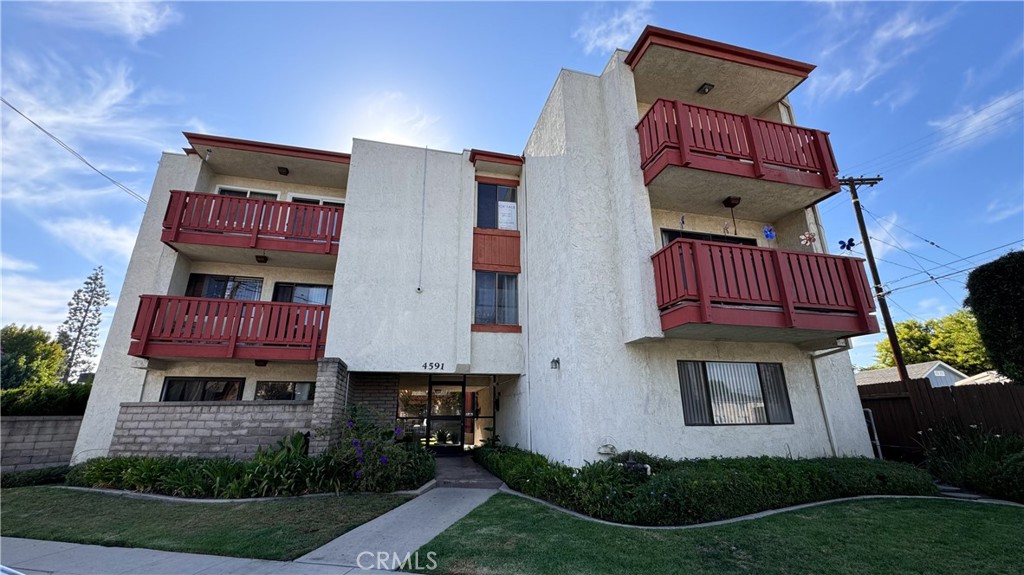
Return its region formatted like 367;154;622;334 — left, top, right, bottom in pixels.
139;361;318;402
73;153;203;461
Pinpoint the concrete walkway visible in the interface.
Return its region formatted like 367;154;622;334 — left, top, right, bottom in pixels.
2;456;503;574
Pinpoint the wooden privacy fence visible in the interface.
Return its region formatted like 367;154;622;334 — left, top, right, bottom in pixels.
859;378;1024;460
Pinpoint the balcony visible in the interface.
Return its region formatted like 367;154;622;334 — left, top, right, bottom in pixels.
162;191;343;269
651;239;879;345
128;296;329;361
637;99;839;220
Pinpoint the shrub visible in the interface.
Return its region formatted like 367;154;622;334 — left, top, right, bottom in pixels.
1;465;70;488
965;251;1023;383
0;383;91;416
65;407;435;499
920;425;1024;503
474;447;937;526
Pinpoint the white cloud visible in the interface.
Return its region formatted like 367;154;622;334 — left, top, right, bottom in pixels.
983;196;1024;224
926;91;1024;153
866;212;914;259
873;85;917;111
334;91;450;150
915;297;949;318
807;7;949;103
29;1;181;43
0;253;38;272
40;218;139;264
573;1;652;55
0;273;79;332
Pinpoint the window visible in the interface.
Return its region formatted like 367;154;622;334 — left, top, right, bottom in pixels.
474;271;517;325
477;183;517;230
677;361;793;425
218;187;278;201
661;229;757;247
272;283;333;305
161;378;244;402
255;381;315;401
290;195;344;208
186;274;263;301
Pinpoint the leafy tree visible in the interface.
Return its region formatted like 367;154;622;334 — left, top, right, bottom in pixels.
0;325;65;389
872;309;992;376
965;251;1023;383
56;266;110;385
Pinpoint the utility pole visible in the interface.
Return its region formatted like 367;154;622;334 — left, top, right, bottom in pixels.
841;176;911;384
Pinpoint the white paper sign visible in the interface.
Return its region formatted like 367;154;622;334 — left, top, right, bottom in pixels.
498;201;517;230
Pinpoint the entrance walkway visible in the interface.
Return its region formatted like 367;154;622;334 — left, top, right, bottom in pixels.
298;456;503;569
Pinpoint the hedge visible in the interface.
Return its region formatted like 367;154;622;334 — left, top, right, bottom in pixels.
0;465;70;488
0;383;91;416
475;446;938;526
965;251;1023;383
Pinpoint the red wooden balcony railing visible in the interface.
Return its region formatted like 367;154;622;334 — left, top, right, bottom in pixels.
128;296;329;361
162;191;344;255
651;239;878;336
636;99;839;191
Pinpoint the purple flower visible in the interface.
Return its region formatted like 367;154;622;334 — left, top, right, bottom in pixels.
379;456;389;465
395;427;403;435
346;420;354;427
355;470;363;479
352;439;361;447
356;448;363;456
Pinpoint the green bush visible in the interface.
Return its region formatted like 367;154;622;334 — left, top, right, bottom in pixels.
65;407;435;499
920;425;1024;503
0;383;91;416
965;251;1023;383
1;465;70;488
474;446;937;526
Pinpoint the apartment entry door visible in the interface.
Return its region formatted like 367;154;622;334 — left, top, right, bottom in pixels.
427;375;465;455
397;375;496;455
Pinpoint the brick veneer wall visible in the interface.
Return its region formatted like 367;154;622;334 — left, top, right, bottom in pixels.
309;357;350;454
349;372;400;421
108;401;312;459
1;416;83;473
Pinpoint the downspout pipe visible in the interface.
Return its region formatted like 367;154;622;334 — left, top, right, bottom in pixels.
808;340;851;458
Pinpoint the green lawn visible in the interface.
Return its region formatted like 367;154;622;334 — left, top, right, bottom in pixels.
0;486;408;560
414;494;1024;575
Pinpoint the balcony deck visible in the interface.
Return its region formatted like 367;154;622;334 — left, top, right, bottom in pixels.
128;296;329;361
651;239;879;346
161;191;343;268
637;100;839;219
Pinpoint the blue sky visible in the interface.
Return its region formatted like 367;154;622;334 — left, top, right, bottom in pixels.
1;1;1022;369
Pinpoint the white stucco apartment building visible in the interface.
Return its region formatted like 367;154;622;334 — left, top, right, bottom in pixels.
75;26;879;466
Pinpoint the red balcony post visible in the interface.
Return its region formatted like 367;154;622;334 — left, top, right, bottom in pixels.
249;200;265;248
690;240;714;323
673;101;694;167
843;257;873;333
813;130;839;191
771;252;797;327
132;295;156;355
743;116;767;179
226;301;241;359
163;192;186;242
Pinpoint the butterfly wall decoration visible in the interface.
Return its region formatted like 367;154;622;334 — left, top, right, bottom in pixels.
839;237;857;252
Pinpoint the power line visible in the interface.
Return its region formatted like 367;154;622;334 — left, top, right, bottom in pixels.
1;96;147;204
860;204;976;265
864;209;962;307
880;240;1022;287
842;89;1024;173
886;296;926;322
885;263;990;295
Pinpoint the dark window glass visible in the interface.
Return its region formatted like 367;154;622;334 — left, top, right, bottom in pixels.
677;361;793;425
186;274;262;301
661;229;757;247
477;184;498;229
255;381;314;401
475;271;517;325
161;378;244;402
272;283;332;305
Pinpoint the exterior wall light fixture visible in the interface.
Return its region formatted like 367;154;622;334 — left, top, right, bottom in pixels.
277;166;290;176
255;254;269;264
550;358;560;369
697;82;715;95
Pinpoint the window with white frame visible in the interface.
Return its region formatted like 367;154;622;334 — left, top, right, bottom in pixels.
677;361;793;425
290;195;344;208
217;187;279;201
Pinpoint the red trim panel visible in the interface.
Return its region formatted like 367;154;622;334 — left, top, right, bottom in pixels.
469;149;524;166
625;25;815;77
476;175;520;187
184;133;351;164
473;228;521;273
471;324;522;333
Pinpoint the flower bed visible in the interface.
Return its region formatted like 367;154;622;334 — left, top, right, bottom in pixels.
921;425;1024;503
474;446;937;526
65;407;434;498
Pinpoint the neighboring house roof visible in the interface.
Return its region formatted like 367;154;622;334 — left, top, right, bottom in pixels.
855;361;969;386
955;370;1013;386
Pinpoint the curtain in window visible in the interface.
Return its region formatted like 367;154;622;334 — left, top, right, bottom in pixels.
678;361;712;425
705;362;767;424
474;272;496;324
758;364;793;424
496;274;517;324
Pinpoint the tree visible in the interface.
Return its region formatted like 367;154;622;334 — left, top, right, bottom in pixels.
0;325;65;389
872;309;992;376
56;266;110;385
965;251;1024;383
